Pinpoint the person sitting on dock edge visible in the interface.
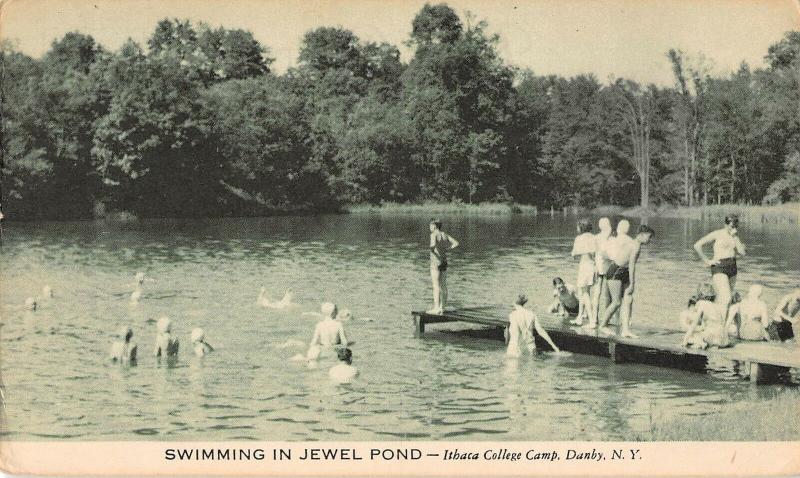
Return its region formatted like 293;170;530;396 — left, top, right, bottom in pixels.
506;294;560;357
598;224;654;338
549;277;580;319
428;219;459;315
774;287;800;324
682;294;733;349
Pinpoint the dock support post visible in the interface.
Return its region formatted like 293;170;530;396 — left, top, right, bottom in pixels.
413;314;425;337
609;342;625;363
749;362;789;384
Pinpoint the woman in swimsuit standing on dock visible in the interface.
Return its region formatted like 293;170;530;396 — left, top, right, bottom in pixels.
693;215;746;319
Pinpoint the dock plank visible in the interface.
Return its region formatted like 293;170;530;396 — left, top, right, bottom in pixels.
411;306;800;373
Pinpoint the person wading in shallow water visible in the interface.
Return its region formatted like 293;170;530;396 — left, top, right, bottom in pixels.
428;219;459;315
694;215;746;320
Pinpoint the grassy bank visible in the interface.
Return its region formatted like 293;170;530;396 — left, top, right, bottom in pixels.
638;391;800;441
346;202;538;216
593;203;800;225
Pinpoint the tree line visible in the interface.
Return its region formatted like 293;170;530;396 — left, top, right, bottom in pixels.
2;3;799;219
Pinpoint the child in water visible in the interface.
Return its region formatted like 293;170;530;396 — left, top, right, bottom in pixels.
329;348;358;383
191;328;214;357
153;316;180;358
110;326;138;364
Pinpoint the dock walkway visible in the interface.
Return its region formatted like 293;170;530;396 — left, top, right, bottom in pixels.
411;305;800;384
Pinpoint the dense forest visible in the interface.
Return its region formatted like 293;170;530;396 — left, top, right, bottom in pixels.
2;4;799;219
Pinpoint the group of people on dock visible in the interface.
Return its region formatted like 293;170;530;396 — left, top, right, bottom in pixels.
427;215;799;356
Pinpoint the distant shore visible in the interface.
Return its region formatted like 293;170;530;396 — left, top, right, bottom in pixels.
344;201;800;224
614;203;800;224
345;202;538;216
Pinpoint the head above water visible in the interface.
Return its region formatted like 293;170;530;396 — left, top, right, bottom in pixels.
515;294;529;306
157;316;172;333
616;219;630;236
135;272;146;284
119;326;133;342
321;302;338;319
24;297;37;311
191;328;205;343
687;297;698;308
429;219;442;231
598;217;612;233
577;219;592;234
337;347;353;365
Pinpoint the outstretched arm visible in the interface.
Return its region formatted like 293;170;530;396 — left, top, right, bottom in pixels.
694;231;718;265
626;245;641;295
682;310;702;346
735;236;746;257
309;324;321;347
533;317;560;352
448;234;459;250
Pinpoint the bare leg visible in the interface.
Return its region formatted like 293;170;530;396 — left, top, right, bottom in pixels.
428;266;441;314
440;269;448;311
712;272;732;320
600;279;622;334
572;286;590;325
620;288;638;338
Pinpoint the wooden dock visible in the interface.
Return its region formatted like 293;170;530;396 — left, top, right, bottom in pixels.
411;305;800;384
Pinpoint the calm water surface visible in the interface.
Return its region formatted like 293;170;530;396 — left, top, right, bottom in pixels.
1;214;799;440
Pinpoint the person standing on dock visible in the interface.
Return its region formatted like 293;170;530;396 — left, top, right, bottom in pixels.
428;219;459;315
570;219;596;326
693;215;746;320
598;224;655;338
588;217;614;329
506;294;560;357
774;287;800;324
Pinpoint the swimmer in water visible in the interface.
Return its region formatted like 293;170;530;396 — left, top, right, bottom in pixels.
153;316;179;358
549;277;579;319
329;348;359;383
191;328;214;357
306;302;348;360
337;309;353;321
728;284;770;341
598;224;654;338
257;288;294;309
570;219;596;326
428;219;459;315
506;294;560;357
110;326;138;364
694;215;746;320
24;297;37;311
129;289;142;305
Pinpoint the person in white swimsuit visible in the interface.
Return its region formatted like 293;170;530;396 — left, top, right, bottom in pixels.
728;284;769;341
506;294;560;357
570;219;596;326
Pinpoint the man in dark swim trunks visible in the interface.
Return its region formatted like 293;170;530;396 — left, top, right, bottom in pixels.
428;219;459;314
598;224;654;338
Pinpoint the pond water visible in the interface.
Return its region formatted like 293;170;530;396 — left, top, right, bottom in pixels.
1;214;798;440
